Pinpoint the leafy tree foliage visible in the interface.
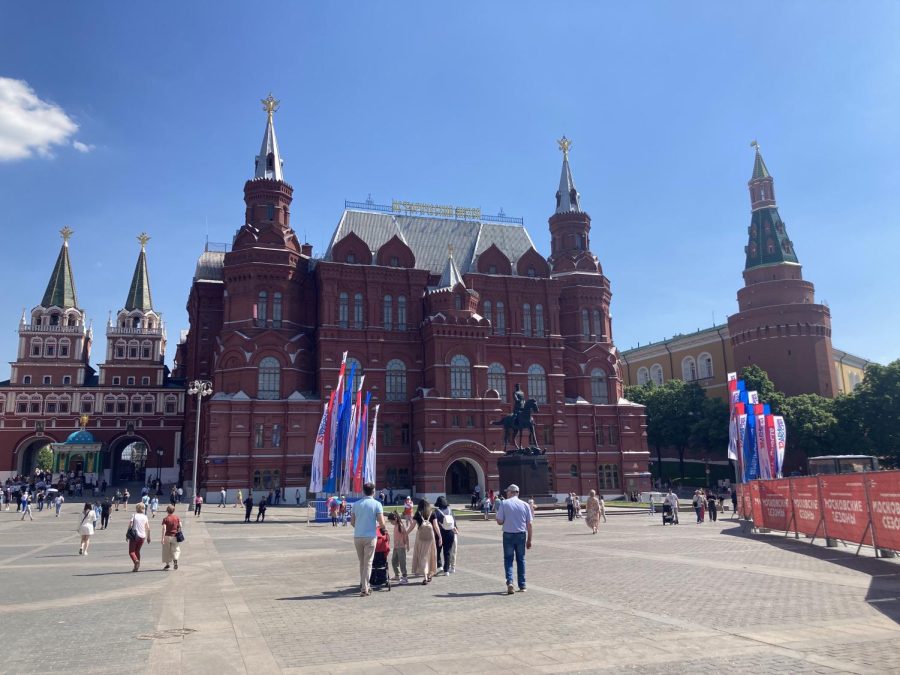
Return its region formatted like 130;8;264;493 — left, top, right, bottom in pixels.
779;394;837;458
36;445;53;472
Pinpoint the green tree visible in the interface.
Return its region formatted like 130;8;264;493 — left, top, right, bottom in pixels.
738;364;785;412
689;396;730;455
779;394;837;460
36;445;53;472
624;383;664;478
850;360;900;465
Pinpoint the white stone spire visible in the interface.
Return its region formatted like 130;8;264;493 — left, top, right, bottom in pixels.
555;136;581;214
254;93;284;181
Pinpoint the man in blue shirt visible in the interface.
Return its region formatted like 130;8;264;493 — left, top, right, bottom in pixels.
351;481;386;596
495;484;533;594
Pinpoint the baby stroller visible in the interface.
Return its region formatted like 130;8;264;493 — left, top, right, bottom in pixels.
662;503;675;526
369;526;392;591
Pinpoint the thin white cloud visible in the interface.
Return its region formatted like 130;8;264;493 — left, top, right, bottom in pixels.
72;140;95;153
0;77;79;161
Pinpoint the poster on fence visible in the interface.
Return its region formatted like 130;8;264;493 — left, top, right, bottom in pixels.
820;475;872;544
867;473;900;551
790;477;823;537
750;480;764;527
740;483;754;520
759;479;791;531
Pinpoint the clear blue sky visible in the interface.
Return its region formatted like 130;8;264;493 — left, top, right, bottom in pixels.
1;2;898;369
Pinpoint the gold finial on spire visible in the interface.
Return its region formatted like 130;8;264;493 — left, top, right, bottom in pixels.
750;139;759;150
137;232;150;250
60;226;74;245
79;414;89;429
557;135;572;156
261;93;280;116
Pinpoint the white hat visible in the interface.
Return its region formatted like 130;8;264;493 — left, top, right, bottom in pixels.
506;484;520;493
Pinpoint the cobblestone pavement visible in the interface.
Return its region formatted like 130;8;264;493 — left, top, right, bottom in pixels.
2;504;900;673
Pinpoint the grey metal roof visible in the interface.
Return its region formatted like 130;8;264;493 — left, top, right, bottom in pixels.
194;251;225;281
556;152;581;214
325;210;537;275
438;253;464;288
254;109;284;181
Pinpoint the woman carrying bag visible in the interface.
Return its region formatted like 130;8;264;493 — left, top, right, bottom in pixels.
127;503;151;572
161;504;183;570
78;502;98;555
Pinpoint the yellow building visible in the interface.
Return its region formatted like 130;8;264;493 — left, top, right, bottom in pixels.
619;324;869;399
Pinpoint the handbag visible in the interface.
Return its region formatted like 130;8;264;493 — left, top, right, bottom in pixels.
125;517;137;542
175;528;185;543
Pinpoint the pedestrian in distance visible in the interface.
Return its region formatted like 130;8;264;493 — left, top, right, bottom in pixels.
128;503;151;572
600;494;607;523
55;493;64;517
351;482;386;596
339;497;348;526
219;487;227;508
243;494;254;522
402;496;414;524
20;492;33;521
150;496;159;518
329;495;339;526
256;497;267;522
692;490;704;523
434;496;458;575
410;498;438;585
235;488;242;508
100;498;111;529
123;488;130;507
665;489;680;525
706;490;718;522
387;512;409;585
731;490;738;519
161;504;182;570
295;489;301;506
78;502;98;555
495;483;533;595
566;492;575;521
585;489;601;534
193;494;203;517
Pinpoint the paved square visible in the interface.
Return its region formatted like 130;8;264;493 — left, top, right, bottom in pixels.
2;503;900;673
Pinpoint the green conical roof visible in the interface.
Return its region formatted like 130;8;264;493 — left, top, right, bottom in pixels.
751;146;770;180
41;234;78;309
744;206;799;270
125;239;153;311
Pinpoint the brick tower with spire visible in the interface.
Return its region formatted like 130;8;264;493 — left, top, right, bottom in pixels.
727;143;837;397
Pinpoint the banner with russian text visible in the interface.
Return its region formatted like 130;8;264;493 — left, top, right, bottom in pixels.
789;477;823;538
309;403;328;493
866;473;900;552
820;475;872;545
750;480;764;527
758;478;791;531
773;416;787;478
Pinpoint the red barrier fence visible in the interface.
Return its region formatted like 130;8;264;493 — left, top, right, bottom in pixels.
736;470;900;554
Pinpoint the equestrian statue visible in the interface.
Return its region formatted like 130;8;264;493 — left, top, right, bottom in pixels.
492;383;542;454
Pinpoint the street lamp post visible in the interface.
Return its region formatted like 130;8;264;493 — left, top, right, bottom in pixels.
187;380;213;508
155;446;164;485
704;458;711;489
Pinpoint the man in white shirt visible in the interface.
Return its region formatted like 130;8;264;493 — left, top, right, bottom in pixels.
219;487;227;508
665;489;679;524
495;484;533;595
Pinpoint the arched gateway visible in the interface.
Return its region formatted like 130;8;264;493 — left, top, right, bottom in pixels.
445;458;484;498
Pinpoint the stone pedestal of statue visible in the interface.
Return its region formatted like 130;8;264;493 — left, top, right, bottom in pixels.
497;453;555;505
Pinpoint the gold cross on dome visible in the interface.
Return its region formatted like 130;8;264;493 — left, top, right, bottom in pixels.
137;232;150;249
59;226;74;244
557;135;572;156
261;93;280;116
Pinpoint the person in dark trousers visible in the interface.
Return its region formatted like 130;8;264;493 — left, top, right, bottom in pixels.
433;496;457;575
706;491;718;522
100;498;111;529
731;490;738;519
566;493;575;521
243;494;254;523
256;497;267;522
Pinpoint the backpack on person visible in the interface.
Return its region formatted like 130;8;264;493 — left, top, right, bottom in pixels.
438;508;455;530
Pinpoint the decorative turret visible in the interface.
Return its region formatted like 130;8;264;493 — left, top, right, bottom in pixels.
555;136;581;214
41;226;79;310
427;247;480;318
548;137;597;271
254;93;284;181
744;141;798;271
125;233;154;312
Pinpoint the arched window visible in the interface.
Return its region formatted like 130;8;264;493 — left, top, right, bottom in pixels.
681;356;697;382
258;356;281;399
46;394;59;414
338;292;349;328
116;395;127;414
535;304;545;336
483;300;492;326
165;395;177;415
29;394;42;414
581;309;590;339
128;340;139;359
698;352;714;380
449;355;471;398
487;362;507;400
385;359;406;401
592;310;603;339
80;394;94;414
30;338;42;358
522;304;532;337
527;363;547;404
22;375;32;385
495;302;505;335
16;394;28;413
272;292;282;327
570;463;579;477
141;340;152;359
115;340;126;359
397;296;407;331
104;395;115;414
637;367;650;386
591;368;609;404
353;293;364;328
257;291;268;324
650;363;664;385
383;295;393;330
143;395;155;414
59;338;70;358
454;294;463;310
346;358;363;392
45;338;56;358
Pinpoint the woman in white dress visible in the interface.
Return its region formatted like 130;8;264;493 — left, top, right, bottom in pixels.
78;502;98;555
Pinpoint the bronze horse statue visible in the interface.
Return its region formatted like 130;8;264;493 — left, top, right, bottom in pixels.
492;398;540;451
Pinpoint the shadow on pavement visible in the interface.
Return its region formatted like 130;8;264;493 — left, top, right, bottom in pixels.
278;587;360;601
433;591;508;598
722;522;900;624
72;570;166;576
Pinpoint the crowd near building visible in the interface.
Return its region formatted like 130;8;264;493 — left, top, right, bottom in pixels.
0;98;861;501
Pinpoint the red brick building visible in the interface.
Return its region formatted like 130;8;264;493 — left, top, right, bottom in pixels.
728;144;838;397
0;230;185;484
176;103;650;501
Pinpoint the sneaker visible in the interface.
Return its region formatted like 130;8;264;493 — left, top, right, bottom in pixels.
449;566;456;574
518;587;527;592
507;584;515;595
391;575;400;581
163;564;171;571
174;560;178;570
399;577;409;585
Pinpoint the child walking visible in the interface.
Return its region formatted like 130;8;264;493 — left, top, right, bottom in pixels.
387;512;409;585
